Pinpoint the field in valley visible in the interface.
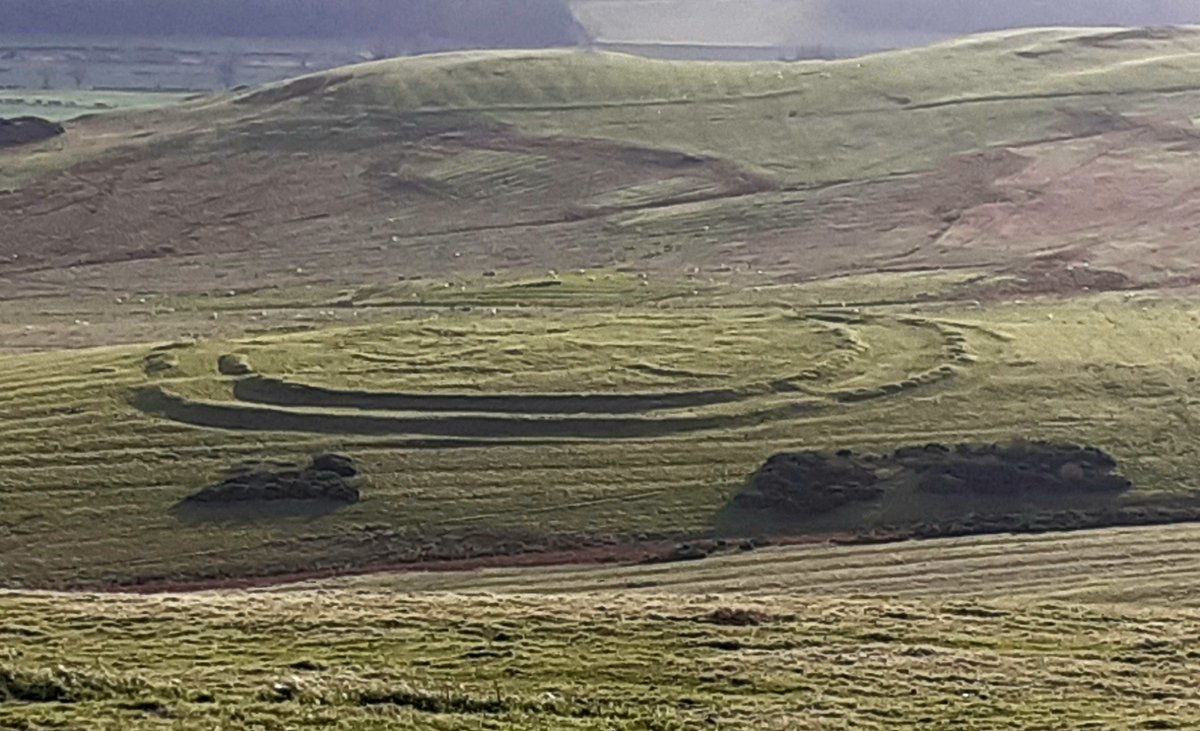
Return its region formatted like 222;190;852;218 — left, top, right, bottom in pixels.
7;26;1200;728
0;90;189;122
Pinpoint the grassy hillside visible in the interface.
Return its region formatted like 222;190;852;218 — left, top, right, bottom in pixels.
4;27;1200;338
2;588;1199;729
10;26;1200;729
7;28;1200;588
334;521;1200;606
5;273;1200;587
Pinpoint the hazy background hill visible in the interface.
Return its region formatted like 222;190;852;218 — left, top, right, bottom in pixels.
5;0;1200;50
0;0;585;47
5;0;1200;91
576;0;1200;58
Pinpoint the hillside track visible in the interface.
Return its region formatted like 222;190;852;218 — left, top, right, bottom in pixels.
329;522;1200;607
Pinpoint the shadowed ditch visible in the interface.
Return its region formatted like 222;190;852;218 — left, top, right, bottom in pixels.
233;374;749;414
133;385;813;440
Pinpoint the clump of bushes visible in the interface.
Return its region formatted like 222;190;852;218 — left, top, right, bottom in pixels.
738;441;1130;516
183;453;362;505
217;353;253;376
903;441;1131;496
0;116;64;149
737;450;884;514
0;664;156;704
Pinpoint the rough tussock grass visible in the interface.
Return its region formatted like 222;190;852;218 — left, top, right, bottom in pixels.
2;590;1200;729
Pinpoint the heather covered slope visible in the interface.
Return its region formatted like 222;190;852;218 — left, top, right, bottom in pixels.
9;28;1200;346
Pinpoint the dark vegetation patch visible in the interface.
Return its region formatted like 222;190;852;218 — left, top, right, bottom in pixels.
217;353;253;376
0;116;64;149
639;538;765;565
879;499;1200;541
119;700;173;717
723;441;1141;540
142;352;178;375
739;440;1130;517
694;608;786;627
897;442;1129;496
0;667;72;703
352;686;506;714
0;665;152;704
741;450;887;515
288;660;328;672
180;453;361;506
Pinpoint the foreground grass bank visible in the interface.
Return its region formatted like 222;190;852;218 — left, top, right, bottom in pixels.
1;590;1197;730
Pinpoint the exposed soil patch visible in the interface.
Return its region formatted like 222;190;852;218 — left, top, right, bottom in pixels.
8;108;1200;351
0;116;63;149
0;110;769;298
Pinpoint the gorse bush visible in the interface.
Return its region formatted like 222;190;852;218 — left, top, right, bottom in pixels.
0;664;157;704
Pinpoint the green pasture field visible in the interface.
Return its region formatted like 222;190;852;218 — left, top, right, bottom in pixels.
338;520;1200;606
3;272;1200;588
7;26;1200;730
0;90;190;121
1;589;1198;730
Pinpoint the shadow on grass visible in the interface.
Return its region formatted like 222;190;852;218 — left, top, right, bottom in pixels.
713;441;1143;541
171;498;351;525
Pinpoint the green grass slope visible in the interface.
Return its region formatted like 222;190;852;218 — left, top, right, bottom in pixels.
337;521;1200;607
1;589;1198;729
0;90;188;122
7;28;1200;587
5;274;1200;587
328;27;1200;181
